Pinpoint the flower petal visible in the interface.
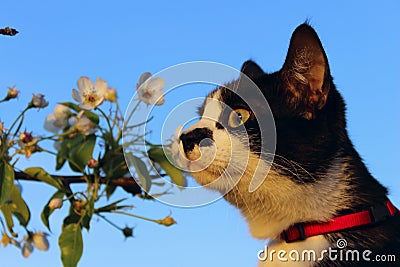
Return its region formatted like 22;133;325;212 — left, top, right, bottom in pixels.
44;115;60;133
152;91;165;105
137;72;152;88
147;77;165;92
54;104;70;116
94;77;107;95
77;76;92;92
93;97;105;107
54;105;70;122
21;242;34;258
68;116;77;126
72;89;82;102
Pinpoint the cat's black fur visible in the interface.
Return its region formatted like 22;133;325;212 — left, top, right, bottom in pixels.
241;24;400;266
185;23;400;266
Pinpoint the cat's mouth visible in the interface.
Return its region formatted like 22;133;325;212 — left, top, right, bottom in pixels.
184;143;219;172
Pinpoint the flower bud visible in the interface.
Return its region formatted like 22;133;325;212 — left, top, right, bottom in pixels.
4;86;19;101
21;241;34;258
122;226;134;239
32;232;49;251
87;158;99;168
73;200;86;212
30;94;49;108
19;132;33;143
1;232;11;248
104;87;117;103
48;198;63;210
21;141;41;158
157;215;177;227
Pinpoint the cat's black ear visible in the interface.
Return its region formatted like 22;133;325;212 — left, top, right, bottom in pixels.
241;60;264;80
280;24;331;119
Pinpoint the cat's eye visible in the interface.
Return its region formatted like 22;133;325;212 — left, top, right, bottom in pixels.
228;109;250;128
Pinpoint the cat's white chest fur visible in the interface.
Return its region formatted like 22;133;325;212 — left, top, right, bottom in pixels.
258;236;329;267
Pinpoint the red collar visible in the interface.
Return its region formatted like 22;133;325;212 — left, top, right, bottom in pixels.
281;200;399;243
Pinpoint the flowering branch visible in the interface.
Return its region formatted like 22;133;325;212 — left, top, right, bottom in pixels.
14;171;142;196
0;73;182;267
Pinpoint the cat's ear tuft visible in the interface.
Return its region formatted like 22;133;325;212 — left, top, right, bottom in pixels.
241;60;264;80
280;24;331;119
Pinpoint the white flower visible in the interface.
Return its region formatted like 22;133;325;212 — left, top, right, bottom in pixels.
44;115;62;133
21;241;34;258
48;198;63;210
54;105;71;122
32;232;49;251
44;104;71;133
30;94;49;108
136;72;165;105
72;76;107;110
74;114;96;136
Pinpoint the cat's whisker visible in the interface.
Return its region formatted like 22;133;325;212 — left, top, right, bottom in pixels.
260;151;317;182
224;169;254;216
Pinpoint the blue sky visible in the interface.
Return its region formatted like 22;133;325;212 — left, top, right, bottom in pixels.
1;1;399;266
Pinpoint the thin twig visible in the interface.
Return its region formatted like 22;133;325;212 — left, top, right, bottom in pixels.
0;27;19;36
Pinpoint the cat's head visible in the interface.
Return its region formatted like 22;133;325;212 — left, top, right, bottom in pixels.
176;23;345;193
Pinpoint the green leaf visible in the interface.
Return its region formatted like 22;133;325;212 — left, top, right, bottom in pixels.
57;136;83;172
24;167;63;191
59;102;80;112
95;198;127;213
125;154;151;192
68;134;96;172
63;211;81;227
0;185;30;236
59;102;99;124
56;138;69;170
41;191;65;231
148;147;186;188
83;110;99;124
8;185;30;227
0;161;15;207
101;146;128;180
81;197;94;231
105;184;117;199
59;223;83;267
0;204;15;236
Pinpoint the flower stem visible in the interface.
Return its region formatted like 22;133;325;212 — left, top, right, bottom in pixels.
124;100;141;129
96;213;122;231
7;106;30;137
111;210;158;224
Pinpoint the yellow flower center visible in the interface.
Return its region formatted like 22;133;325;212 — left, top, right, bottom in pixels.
84;93;98;104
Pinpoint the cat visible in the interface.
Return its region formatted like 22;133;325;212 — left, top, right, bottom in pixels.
176;23;400;266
